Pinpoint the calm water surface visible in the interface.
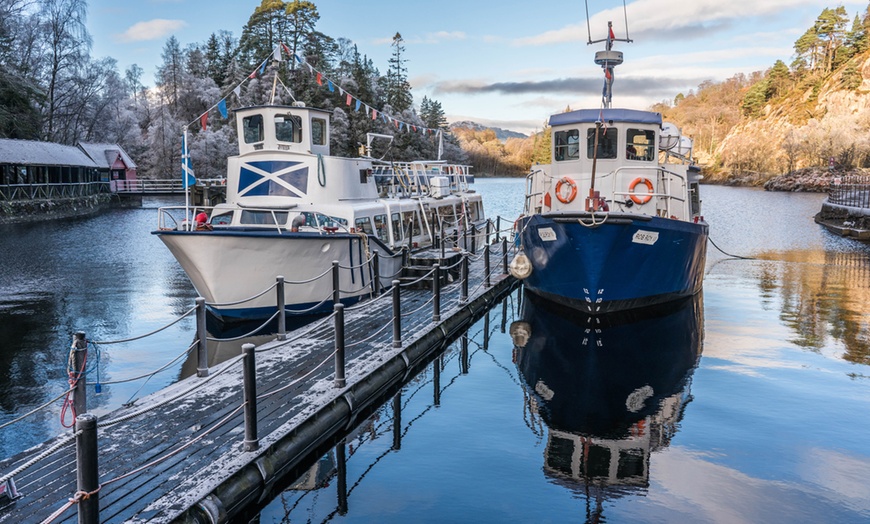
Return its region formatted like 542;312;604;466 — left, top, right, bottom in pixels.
1;181;869;523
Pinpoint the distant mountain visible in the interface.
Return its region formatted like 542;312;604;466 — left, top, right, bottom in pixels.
449;121;527;141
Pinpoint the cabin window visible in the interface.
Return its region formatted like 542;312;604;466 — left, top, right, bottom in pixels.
626;129;656;161
354;217;374;234
275;114;303;143
586;127;618;159
243;114;264;144
311;118;326;145
467;201;481;221
240;210;288;225
374;214;389;242
554;129;580;161
402;211;420;236
391;213;403;241
211;212;233;225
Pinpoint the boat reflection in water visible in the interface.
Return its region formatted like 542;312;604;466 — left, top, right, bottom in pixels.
511;291;703;508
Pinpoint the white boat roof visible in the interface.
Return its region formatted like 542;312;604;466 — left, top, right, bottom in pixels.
549;108;662;127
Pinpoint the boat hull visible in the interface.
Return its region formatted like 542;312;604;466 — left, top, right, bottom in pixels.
517;213;708;314
154;230;401;322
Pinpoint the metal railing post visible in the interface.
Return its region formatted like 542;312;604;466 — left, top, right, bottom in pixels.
433;356;441;406
484;244;491;288
242;343;259;451
334;304;346;388
496;216;502;242
196;297;208;377
392;280;402;348
75;413;99;524
461;253;469;303
432;264;441;322
392;392;402;450
337;439;348;515
502;238;509;274
276;276;286;341
72;332;87;418
371;252;380;297
332;260;340;306
471;225;477;254
460;334;469;375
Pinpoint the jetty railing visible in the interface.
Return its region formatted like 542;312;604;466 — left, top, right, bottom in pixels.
0;215;521;523
828;175;870;208
0;181;110;201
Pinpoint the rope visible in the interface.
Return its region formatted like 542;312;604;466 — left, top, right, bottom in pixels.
345;318;394;348
345;287;393;311
0;386;73;431
90;341;198;386
255;311;337;353
0;431;78;485
206;282;278;307
709;236;755;260
92;306;197;345
60;346;88;428
317;154;326;187
401;294;436;317
399;267;437;288
40;485;102;524
207;311;281;342
256;349;338;400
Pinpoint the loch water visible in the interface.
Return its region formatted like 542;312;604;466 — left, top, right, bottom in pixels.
1;181;869;522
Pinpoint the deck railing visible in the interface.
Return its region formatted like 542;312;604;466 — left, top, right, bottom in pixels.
0;182;111;201
828;175;870;208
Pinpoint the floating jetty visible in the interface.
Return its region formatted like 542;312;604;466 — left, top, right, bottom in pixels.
0;244;517;523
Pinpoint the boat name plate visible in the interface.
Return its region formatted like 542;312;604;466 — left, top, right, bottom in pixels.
632;230;659;245
537;227;557;242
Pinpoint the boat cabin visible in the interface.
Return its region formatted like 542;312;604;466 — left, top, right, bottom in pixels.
235;103;330;157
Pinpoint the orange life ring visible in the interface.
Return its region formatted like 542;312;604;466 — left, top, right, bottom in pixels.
628;177;654;205
555;177;577;204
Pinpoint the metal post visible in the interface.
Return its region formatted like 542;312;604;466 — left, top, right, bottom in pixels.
496;216;501;242
460;253;468;303
334;304;346;388
332;260;340;306
484;313;491;352
337;439;348;515
392;392;402;451
195;298;208;377
440;227;446;260
433;356;441;406
502;237;509;274
371;252;380;297
432;264;441;322
486;219;492;245
392;280;402;348
276;276;286;341
471;225;477;254
75;413;99;524
501;299;508;333
242;343;259;451
72;332;87;418
484;244;491;288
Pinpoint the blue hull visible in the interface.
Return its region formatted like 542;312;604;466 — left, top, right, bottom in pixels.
518;213;708;314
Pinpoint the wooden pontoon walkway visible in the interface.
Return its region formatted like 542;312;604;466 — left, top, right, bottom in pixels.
0;251;517;523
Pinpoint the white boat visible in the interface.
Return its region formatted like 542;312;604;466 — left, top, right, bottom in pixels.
154;102;486;322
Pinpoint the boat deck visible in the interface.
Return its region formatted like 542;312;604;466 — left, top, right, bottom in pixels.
0;249;516;523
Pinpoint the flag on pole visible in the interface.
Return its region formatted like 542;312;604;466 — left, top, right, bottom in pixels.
182;130;196;188
608;26;615;40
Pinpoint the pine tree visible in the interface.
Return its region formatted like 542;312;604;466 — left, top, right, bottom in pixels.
386;32;413;112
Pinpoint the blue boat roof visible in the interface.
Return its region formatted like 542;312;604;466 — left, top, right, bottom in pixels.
549;108;662;127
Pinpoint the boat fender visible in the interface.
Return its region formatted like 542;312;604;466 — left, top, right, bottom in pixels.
508;252;532;279
555;177;577;204
628;177;654;205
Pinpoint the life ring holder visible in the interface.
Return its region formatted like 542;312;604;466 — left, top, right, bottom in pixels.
628;177;654;205
555;177;578;204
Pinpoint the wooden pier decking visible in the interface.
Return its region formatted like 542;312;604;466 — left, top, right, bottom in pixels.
0;251;517;523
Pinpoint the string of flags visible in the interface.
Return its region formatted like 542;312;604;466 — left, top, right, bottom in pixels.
185;42;443;138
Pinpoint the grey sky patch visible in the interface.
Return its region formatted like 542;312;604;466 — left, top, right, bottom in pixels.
433;76;704;97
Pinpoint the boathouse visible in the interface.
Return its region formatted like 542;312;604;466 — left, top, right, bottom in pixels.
78;141;138;190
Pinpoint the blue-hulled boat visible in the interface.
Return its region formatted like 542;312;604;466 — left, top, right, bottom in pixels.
510;22;708;314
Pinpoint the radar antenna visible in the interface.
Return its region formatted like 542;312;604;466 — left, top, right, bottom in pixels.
584;1;632;108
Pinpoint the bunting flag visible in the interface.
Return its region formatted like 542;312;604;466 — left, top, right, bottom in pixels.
218;99;228;119
294;53;303;64
233;85;241;98
282;43;292;58
355;99;361;111
259;59;267;74
316;72;322;86
182;130;195;188
200;113;208;131
272;45;282;62
327;79;334;92
372;108;377;120
346;93;352;106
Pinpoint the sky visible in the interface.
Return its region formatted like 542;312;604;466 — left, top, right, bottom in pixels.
88;0;869;135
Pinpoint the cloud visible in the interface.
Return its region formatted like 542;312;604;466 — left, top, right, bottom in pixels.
432;75;703;98
116;19;187;43
512;0;819;45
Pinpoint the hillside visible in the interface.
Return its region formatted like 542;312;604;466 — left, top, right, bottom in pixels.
652;4;870;189
449;121;527;142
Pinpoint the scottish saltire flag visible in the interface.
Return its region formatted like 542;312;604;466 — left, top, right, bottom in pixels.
239;161;308;197
182;131;196;188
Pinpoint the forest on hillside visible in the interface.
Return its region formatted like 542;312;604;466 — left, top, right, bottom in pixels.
652;3;870;183
0;0;465;178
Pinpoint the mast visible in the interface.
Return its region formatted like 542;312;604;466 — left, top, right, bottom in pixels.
593;21;624;109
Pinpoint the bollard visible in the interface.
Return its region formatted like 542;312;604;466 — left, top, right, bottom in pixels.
392;280;402;348
502;237;509;274
71;332;88;418
432;264;441;322
337;439;348;515
242;343;259;451
75;413;99;524
334;304;346;388
484;244;491;288
371;252;380;297
195;298;208;377
392;392;402;450
332;260;340;307
276;276;286;341
460;253;469;303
